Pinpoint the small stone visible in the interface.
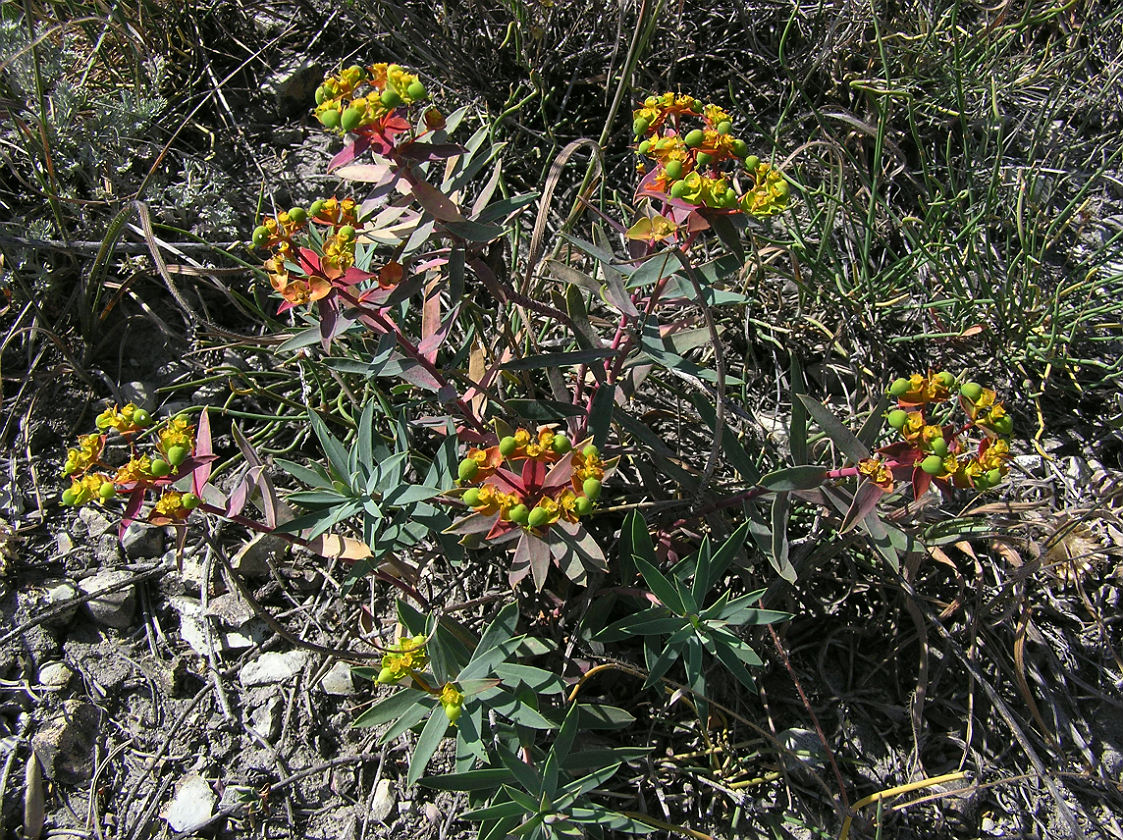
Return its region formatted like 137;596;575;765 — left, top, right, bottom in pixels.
239;651;308;687
163;773;216;833
77;506;113;537
249;694;282;740
32;700;101;784
232;533;287;578
39;579;80;628
78;569;136;629
369;779;395;823
119;381;156;412
319;661;356;696
121;522;164;559
169;597;262;657
56;532;74;554
37;661;73;690
205;593;256;628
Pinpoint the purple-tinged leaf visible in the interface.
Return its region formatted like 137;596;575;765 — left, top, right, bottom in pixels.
520;458;546;494
489;467;527;496
409;175;465;222
396;142;465;162
445;512;500;536
119;489;146;540
540;452;575;492
841;480;887;534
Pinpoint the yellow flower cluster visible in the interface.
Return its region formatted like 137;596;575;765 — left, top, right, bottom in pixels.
632;92;791;215
313;62;428;133
377;635;429;684
63;433;104;477
95;403;151;435
438;682;464;724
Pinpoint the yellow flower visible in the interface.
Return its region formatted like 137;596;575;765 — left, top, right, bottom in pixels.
438;682;464;724
63;433;104;476
377;635;429;684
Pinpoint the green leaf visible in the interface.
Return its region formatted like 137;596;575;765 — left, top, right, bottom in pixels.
383;484;443;506
759;465;828;491
462;800;528;822
444;219;503;241
796;394;869;462
500;349;618;371
633;556;685;615
352;689;428;729
575;703;634;730
407;706;453;785
499;747;543;794
420;768;512;792
307;410;353;482
274;457;331;490
506;399;587;420
789;355;809;465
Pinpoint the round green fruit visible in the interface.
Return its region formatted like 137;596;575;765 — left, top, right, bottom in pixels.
288;206;307;224
716;120;732;135
406;80;427;100
252;225;270;248
695;152;713;168
132;409;151;428
632;117;650;137
731;139;749;158
380;89;403;108
574;496;593;516
935;370;956;388
99;482;116;501
315;86;327;105
773;179;790;198
663;159;683;180
319;108;341;129
582;477;602;501
527;506;550;528
551;434;571;454
887;409;908;430
684;128;705;148
961;382;983;402
985;468;1003;486
582;444;599;458
182;492;201;510
61;488;78;506
669;180;689;198
509;504;530;526
341;107;363;132
920;455;945;476
888;377;911;397
150;458;171;478
991;415;1013;436
498;436;518;457
929;437;949;457
744;155;760;172
166;445;189;467
309;199;325;218
337;225;356;241
462;488;481;507
637;140;652;155
457;459;479;482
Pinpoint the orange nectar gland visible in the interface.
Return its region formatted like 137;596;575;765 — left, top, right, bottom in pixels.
314;62;428;133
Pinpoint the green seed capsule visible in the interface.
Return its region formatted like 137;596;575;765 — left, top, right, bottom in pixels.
684;129;705;148
551;434;571;454
935;371;956;388
166;445;189;467
691;98;704;112
574;496;593;516
319;108;341;129
889;378;911;397
731;139;749;158
341;107;363;132
509;504;530;525
252;225;270;248
309;199;325;218
462;488;481;507
920;455;945;476
637;140;652;155
744;155;760;172
664;159;683;180
346;64;365;78
633;116;650;137
582;477;602;501
582;444;599;458
181;492;201;510
991;415;1013;436
695;152;713;168
716;120;732;135
150;458;171;478
929;437;949;457
498;436;518;457
288;207;307;225
887;409;909;430
406;80;427;101
98;482;116;501
61;488;78;506
337;225;356;241
380;89;403;108
985;468;1003;486
314;86;327;105
458;459;479;482
669;180;689;198
961;382;983;402
527;506;550;528
132;409;152;427
773;179;790;198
